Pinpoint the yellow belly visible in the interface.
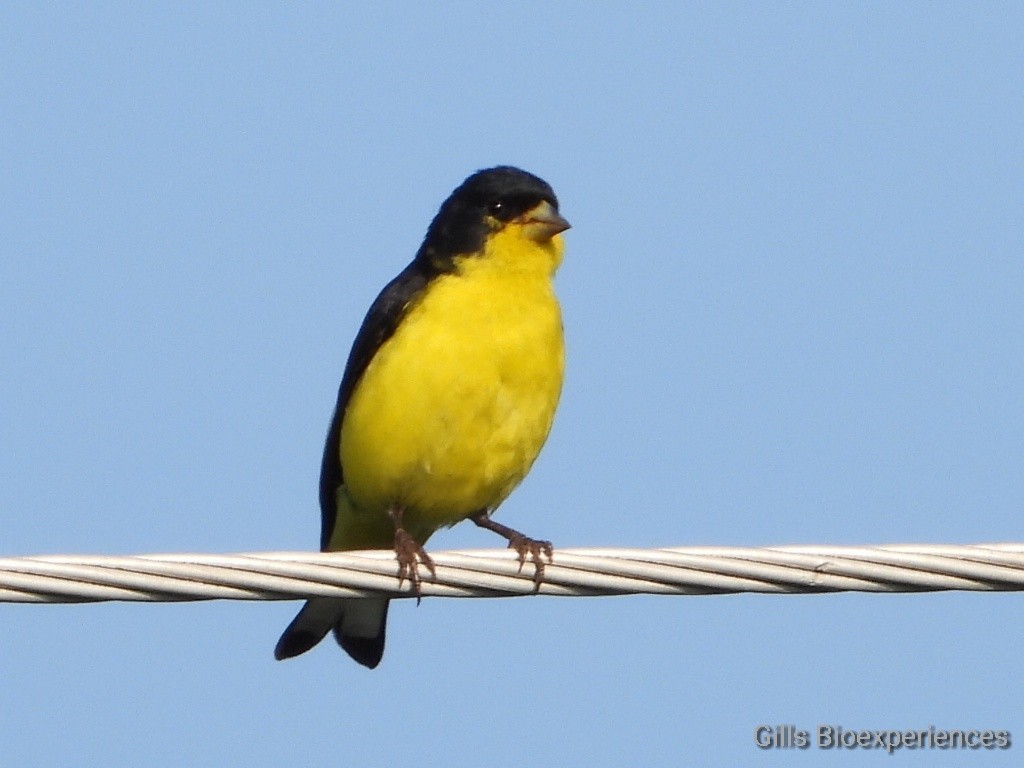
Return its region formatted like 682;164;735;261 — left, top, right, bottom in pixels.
336;249;564;546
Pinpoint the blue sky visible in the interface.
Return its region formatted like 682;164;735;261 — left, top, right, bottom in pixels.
2;2;1022;765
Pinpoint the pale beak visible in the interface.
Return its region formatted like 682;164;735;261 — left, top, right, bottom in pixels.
519;200;571;242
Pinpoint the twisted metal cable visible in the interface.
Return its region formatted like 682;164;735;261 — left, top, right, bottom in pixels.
2;543;1024;604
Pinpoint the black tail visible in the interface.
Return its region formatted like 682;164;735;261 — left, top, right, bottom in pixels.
275;597;389;668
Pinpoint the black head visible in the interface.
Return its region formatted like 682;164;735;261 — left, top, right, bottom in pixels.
416;166;564;268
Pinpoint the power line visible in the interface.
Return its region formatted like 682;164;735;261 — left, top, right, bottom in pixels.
2;543;1023;603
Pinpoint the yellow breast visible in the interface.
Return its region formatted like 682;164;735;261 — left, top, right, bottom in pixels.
337;231;565;543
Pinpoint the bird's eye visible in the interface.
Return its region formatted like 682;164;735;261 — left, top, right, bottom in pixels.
488;200;504;216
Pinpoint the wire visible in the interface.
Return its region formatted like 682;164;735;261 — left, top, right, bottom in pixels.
2;543;1024;604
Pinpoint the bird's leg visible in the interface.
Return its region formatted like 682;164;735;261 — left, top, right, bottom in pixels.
469;511;553;591
389;505;436;604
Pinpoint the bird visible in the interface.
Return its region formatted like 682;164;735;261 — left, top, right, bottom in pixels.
274;166;569;668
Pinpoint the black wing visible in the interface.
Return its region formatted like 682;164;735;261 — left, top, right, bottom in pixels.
318;259;436;549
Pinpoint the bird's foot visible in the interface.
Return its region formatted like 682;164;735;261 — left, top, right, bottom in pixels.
393;527;436;604
506;534;554;592
469;512;553;592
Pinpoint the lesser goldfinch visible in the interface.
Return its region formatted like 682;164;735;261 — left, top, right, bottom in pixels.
275;166;569;668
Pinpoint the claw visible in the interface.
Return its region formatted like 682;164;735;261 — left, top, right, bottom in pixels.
389;505;436;604
507;534;553;591
469;511;553;592
393;528;435;604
